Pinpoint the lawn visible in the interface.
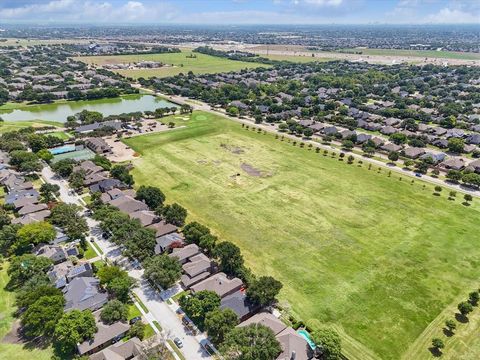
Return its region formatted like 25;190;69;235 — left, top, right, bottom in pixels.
84;241;99;260
124;111;480;360
48;131;72;140
0;263;53;360
74;49;271;78
0;120;62;133
339;48;480;60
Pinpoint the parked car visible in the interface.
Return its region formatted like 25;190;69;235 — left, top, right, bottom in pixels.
174;337;183;348
130;316;142;325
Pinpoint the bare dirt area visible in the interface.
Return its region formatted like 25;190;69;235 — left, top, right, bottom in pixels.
220;143;245;154
2;320;24;344
241;163;263;177
245;44;480;66
105;137;137;162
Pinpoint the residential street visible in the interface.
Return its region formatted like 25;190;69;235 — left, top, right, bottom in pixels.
41;165;212;360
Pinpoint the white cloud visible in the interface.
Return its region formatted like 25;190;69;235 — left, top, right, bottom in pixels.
293;0;343;6
424;7;480;24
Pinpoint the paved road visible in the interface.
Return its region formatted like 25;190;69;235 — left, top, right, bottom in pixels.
41;165;212;360
156;89;480;199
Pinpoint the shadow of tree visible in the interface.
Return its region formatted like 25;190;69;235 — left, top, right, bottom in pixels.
443;328;454;337
429;347;443;357
455;312;469;323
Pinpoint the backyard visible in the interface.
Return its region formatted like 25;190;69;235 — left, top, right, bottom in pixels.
0;263;53;360
124;111;480;360
74;49;271;78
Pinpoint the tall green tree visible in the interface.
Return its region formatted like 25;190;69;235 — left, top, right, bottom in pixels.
220;324;281;360
21;295;65;338
214;241;244;277
312;328;342;360
136;185;165;210
100;300;128;324
204;308;238;346
179;291;221;331
143;254;182;289
54;310;97;354
7;254;53;289
246;276;283;307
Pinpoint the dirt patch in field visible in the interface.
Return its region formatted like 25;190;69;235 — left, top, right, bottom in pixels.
241;163;263;177
220;143;245;154
2;320;23;344
197;159;208;164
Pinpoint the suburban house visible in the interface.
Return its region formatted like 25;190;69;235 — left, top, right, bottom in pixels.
34;244;67;264
75;120;123;134
220;290;259;321
154;232;184;254
18;203;48;216
180;253;213;289
191;272;243;298
77;311;130;356
239;312;313;360
85;138;112;154
441;158;466;171
89;337;143;360
89;178;127;193
63;277;108;311
169;244;200;264
147;220;178;239
12;209;51;225
403;147;426;159
129;210;158;227
108;195;149;215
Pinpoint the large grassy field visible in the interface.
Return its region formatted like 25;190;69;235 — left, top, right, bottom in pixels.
339;48;480;60
0;120;62;133
0;263;53;360
75;49;270;78
124;111;480;359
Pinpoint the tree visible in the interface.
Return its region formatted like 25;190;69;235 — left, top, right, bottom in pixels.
183;221;211;245
434;186;442;193
464;194;473;204
16;284;62;309
7;254;53;289
37;149;54;163
469;291;479;306
199;234;217;254
390;133;407;145
388;151;399;162
50;203;88;240
220;324;281;360
462;173;480;188
446;170;462;183
21;295;65;338
159;203;187;226
93;154;112;170
51;159;76;177
303;128;313;138
9;150;41;172
15;221;56;253
342;140;354;150
312;328;342;360
54;310;97;353
0;208;10;230
111;165;134;186
68;170;84;190
445;319;456;333
97;265;127;285
128;321;146;340
246;276;283;307
136;185;165;210
214;241;244;277
458;301;473;316
143;254;182;289
432;338;445;350
100;300;128;324
204;308;238;345
0;224;20;256
39;183;60;203
179;290;221;331
448;138;464;153
107;275;135;303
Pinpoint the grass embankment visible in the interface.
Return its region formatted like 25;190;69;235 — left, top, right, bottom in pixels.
0;263;53;360
74;49;271;79
124;111;480;360
0;121;62;133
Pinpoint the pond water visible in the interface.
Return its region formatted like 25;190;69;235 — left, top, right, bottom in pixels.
0;94;177;122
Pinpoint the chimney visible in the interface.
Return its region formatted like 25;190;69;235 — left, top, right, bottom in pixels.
291;351;296;360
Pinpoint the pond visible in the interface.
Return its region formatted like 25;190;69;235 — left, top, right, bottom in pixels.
0;94;178;122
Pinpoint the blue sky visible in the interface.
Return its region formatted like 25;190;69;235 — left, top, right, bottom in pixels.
0;0;479;24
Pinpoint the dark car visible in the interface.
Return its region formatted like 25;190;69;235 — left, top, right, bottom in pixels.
129;316;142;325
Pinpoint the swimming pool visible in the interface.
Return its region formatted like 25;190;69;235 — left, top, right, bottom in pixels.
297;329;316;350
49;144;76;155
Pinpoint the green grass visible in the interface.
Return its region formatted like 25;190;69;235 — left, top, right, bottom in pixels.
167;339;186;360
124;111;480;360
84;241;98;260
91;241;103;255
48;131;71;140
75;49;271;79
127;303;142;320
172;290;189;303
152;320;162;332
0;263;53;360
0;120;62;133
132;293;149;314
339;48;480;60
144;324;155;339
93;259;106;270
